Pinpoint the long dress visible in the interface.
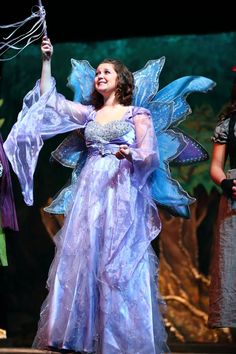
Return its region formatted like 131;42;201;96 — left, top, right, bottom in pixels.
3;78;170;353
208;115;236;328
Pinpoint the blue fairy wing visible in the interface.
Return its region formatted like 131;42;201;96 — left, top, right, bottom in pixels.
154;75;216;127
132;59;215;218
50;130;87;168
132;57;165;106
171;129;209;165
53;58;95;169
151;130;195;218
47;131;88;214
45;151;88;215
50;58;94;171
67;59;96;103
65;57;215;218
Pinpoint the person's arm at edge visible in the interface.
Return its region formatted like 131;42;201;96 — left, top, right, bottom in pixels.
209;143;227;186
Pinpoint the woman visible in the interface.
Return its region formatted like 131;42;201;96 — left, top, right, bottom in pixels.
208;80;236;329
4;36;170;353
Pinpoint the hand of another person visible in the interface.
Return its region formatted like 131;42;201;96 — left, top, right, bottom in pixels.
41;36;53;60
115;145;132;162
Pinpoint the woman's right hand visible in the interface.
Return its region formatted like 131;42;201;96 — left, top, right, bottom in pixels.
41;36;53;60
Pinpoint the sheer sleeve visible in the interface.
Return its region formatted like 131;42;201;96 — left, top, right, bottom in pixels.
103;108;161;289
3;78;91;206
130;107;159;191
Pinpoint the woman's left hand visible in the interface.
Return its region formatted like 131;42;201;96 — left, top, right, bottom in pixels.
115;145;132;162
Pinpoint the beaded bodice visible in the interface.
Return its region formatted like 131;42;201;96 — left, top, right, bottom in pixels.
85;120;133;144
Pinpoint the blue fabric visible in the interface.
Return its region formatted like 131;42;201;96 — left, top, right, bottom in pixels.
3;56;216;353
67;57;216;218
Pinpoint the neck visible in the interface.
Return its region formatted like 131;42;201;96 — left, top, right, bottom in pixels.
103;93;120;107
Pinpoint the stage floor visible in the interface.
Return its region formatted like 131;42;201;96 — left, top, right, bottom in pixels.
0;343;236;354
1;340;236;354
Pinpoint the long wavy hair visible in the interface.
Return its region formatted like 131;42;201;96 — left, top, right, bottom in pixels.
91;59;134;109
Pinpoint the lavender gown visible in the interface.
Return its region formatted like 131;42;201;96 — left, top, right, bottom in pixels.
4;78;170;354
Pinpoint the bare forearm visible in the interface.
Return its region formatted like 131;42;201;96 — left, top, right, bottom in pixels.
210;165;226;186
210;143;227;186
40;58;52;95
40;36;53;95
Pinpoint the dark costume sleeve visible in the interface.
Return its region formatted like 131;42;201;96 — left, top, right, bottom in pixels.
211;118;230;144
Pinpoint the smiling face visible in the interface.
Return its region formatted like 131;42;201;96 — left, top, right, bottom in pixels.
94;63;118;97
91;59;134;109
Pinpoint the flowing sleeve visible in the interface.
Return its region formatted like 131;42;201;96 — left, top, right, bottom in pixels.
3;78;91;206
130;107;159;191
103;108;161;289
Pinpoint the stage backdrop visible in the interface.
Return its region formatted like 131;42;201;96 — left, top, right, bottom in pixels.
0;32;236;346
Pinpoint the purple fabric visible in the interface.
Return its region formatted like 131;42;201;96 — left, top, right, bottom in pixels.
4;78;92;206
0;133;18;231
4;78;170;353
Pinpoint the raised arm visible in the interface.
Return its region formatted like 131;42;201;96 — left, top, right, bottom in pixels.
3;37;90;206
40;36;53;95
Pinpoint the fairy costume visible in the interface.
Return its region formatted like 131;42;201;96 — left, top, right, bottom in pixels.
3;57;215;353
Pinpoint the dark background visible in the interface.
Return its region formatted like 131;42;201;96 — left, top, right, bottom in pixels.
0;0;235;43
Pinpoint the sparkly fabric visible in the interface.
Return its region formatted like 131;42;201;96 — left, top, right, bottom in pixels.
85;119;133;143
4;79;170;353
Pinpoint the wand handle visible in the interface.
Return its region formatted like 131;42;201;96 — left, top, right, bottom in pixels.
38;0;48;37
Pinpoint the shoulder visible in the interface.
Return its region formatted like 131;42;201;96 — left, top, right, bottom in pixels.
71;102;94;115
73;102;94;111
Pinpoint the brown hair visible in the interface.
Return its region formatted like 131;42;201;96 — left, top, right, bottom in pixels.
218;78;236;121
91;59;134;109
